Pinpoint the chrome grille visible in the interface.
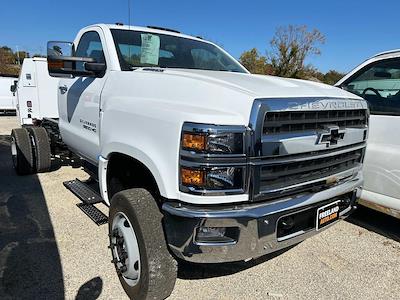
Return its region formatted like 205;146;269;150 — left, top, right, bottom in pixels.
255;148;364;200
249;98;368;202
264;109;368;134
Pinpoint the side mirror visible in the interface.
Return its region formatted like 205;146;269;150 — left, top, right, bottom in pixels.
47;41;105;77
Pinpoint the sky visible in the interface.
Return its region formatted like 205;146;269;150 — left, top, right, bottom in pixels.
2;0;400;73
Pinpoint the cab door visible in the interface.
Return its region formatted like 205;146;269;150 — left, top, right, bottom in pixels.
339;57;400;204
58;29;108;164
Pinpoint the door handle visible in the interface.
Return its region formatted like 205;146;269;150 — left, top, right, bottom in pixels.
59;85;68;94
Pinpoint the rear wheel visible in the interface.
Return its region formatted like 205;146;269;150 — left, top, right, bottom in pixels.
109;188;177;300
27;127;51;173
11;128;35;175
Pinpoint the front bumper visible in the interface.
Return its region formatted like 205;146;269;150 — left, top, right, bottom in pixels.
162;175;362;263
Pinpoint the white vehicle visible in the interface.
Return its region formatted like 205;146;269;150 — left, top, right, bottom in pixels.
0;75;17;114
336;50;400;219
14;57;59;125
11;24;368;299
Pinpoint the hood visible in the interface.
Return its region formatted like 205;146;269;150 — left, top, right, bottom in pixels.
157;68;362;100
106;68;365;130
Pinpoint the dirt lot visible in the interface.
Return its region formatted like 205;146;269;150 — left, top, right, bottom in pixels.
0;116;399;299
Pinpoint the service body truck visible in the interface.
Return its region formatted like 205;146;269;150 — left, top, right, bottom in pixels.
14;57;59;125
10;24;369;299
0;75;17;114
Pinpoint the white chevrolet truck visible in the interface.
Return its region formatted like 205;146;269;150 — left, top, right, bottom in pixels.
11;24;369;299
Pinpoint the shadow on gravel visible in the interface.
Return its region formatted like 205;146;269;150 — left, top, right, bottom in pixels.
50;154;82;172
75;276;103;300
178;246;294;280
346;206;400;242
0;135;65;298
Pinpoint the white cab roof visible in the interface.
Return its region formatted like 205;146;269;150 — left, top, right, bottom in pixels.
85;23;207;44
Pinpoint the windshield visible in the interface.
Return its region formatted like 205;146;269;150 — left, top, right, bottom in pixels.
110;29;247;73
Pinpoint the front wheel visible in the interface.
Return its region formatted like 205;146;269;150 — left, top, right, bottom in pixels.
109;189;177;300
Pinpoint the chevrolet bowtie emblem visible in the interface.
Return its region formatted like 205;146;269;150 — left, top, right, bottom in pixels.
317;125;345;147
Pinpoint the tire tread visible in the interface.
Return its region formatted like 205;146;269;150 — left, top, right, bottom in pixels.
11;128;34;175
28;127;51;173
109;188;177;300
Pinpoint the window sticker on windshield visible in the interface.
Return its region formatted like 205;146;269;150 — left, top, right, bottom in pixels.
140;34;160;65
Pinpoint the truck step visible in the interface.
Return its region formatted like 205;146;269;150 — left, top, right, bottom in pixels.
63;178;103;204
76;203;108;226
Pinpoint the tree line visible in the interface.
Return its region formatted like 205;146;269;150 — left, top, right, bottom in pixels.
239;25;345;85
0;46;27;75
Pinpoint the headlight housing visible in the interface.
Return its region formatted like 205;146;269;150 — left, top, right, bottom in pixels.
181;123;245;155
182;131;244;154
179;123;248;195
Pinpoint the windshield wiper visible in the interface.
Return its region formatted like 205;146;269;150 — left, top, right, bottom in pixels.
129;65;168;71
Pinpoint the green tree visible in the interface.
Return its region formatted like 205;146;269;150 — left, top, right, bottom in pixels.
323;70;345;85
239;48;272;75
0;46;20;75
268;25;325;78
0;46;15;65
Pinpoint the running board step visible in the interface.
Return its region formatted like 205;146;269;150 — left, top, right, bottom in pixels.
77;203;108;226
63;179;103;204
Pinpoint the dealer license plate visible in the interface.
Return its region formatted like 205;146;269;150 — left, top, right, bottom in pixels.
316;201;340;231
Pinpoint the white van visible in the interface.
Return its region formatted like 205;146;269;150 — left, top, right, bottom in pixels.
16;57;59;125
0;75;17;114
336;50;400;219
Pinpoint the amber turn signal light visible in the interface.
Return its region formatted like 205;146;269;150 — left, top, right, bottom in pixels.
48;60;64;69
182;133;206;151
181;168;205;186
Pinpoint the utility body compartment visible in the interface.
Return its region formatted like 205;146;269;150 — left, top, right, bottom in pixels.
16;57;59;125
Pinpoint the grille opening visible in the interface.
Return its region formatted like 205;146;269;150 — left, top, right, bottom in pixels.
264;109;367;134
258;149;363;198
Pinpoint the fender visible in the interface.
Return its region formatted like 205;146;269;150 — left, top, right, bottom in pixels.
99;142;171;206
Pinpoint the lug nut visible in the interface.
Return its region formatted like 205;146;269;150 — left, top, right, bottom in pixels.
120;266;127;273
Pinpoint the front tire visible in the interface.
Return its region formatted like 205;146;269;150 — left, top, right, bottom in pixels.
109;189;177;300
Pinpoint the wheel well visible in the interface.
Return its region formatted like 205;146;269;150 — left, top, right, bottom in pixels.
106;153;160;202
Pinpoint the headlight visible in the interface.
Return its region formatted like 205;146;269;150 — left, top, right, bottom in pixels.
180;166;245;190
179;123;247;195
181;125;245;154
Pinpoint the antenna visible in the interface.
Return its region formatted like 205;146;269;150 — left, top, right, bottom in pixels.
128;0;131;29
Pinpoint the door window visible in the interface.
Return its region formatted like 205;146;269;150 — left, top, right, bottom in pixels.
75;31;106;71
342;58;400;115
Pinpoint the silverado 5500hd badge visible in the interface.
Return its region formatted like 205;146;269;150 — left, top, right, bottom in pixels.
80;119;97;133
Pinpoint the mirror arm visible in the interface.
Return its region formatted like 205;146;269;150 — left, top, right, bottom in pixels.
84;62;106;74
48;56;95;63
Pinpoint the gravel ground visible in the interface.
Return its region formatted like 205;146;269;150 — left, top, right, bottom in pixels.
0;116;399;299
